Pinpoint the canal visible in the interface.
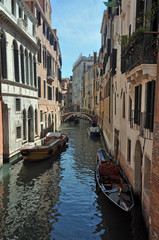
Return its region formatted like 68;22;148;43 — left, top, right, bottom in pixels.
0;119;148;240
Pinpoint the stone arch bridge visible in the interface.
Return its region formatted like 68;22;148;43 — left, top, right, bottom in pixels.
61;112;97;122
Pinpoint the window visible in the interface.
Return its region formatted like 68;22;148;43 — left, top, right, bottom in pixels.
33;24;35;37
25;50;29;85
0;31;7;79
44;80;46;98
36;9;41;26
37;40;41;63
43;47;47;68
16;98;21;111
46;1;47;13
38;77;41;97
23;110;26;140
40;110;43;122
16;126;21;139
11;0;16;16
114;92;116;115
35;109;38;135
129;97;132;121
123;92;125;118
127;139;131;163
20;46;25;84
45;113;47;128
134;85;142;125
13;40;19;82
29;53;33;86
31;1;33;12
19;7;22;18
48;86;52;100
33;56;37;87
53;86;54;100
24;14;27;23
144;80;155;132
56;87;58;102
43;20;46;35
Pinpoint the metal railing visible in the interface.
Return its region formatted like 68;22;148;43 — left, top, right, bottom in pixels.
130;110;153;140
121;33;157;73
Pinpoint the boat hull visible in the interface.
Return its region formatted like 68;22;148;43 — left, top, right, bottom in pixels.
21;134;68;162
87;127;100;137
95;149;134;212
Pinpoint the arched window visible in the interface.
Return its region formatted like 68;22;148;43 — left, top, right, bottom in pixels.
13;40;19;82
29;52;33;86
20;45;25;84
33;55;37;87
35;109;38;135
23;109;26;140
25;49;29;85
0;30;7;79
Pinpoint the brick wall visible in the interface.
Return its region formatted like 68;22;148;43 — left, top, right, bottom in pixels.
0;99;3;166
150;123;159;240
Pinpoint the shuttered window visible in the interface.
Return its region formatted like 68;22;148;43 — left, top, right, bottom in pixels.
145;80;155;132
56;87;58;102
38;77;41;97
134;85;142;125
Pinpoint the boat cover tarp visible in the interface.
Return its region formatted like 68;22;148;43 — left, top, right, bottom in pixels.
99;162;120;176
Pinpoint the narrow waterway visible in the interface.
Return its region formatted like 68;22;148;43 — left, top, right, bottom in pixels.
0;119;148;240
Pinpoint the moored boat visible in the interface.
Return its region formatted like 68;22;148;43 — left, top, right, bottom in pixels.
87;121;100;137
96;148;134;212
21;132;68;162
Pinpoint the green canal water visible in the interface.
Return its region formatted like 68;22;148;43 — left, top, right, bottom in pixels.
0;119;148;240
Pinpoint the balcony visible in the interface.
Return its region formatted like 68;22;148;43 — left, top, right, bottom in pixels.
130;110;153;140
47;69;54;82
121;33;157;74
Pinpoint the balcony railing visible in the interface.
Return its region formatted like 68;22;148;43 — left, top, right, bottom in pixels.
121;33;157;73
130;110;153;140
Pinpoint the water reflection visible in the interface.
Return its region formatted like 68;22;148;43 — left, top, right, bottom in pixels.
0;119;148;240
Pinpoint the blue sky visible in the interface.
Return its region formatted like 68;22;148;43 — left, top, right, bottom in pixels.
51;0;105;78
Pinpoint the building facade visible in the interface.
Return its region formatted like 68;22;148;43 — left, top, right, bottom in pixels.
26;0;62;137
99;0;159;236
0;78;2;167
82;54;99;115
67;77;73;112
72;53;94;112
0;0;38;163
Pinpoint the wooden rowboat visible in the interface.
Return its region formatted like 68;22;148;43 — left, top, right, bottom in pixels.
95;148;134;212
21;132;68;162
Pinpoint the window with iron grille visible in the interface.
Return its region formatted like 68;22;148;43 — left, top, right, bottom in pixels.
16;126;21;139
16;98;20;111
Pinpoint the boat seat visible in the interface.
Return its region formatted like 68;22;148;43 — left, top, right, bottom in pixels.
103;183;112;190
